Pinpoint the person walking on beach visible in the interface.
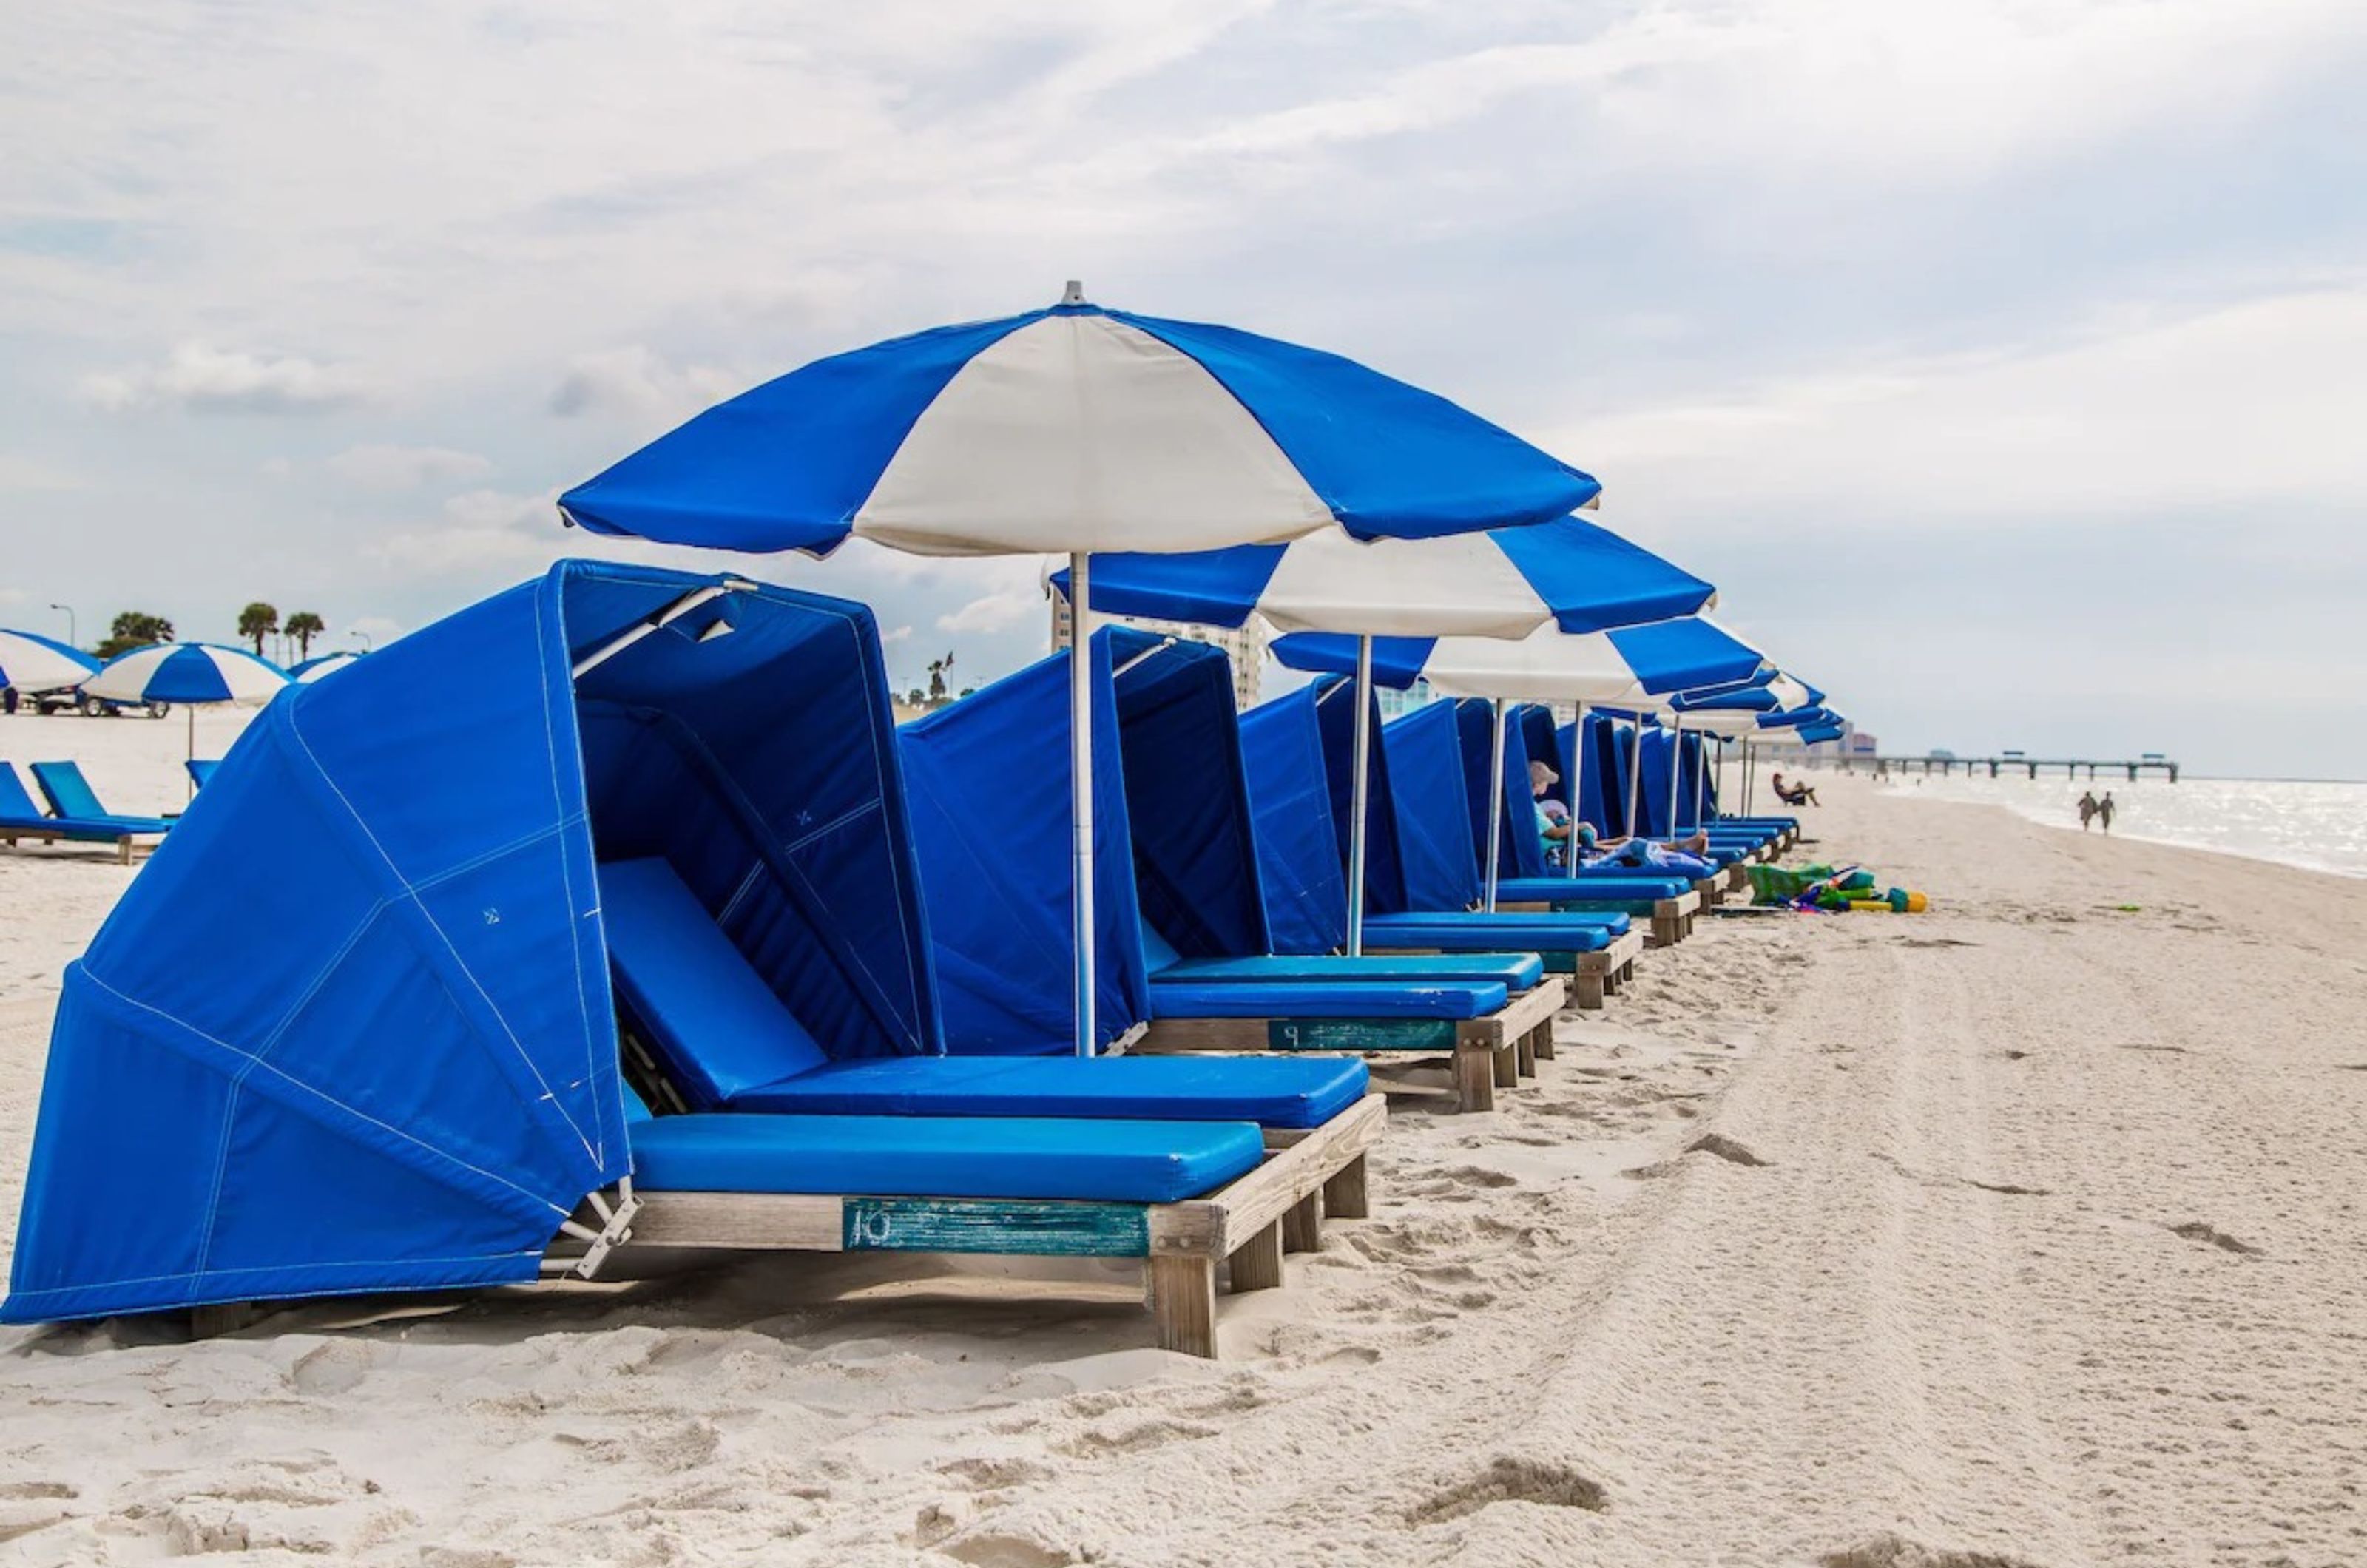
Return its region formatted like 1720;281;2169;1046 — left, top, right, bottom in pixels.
2097;791;2116;834
2077;791;2098;831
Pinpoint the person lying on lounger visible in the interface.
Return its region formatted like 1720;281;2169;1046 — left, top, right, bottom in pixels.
1773;772;1819;807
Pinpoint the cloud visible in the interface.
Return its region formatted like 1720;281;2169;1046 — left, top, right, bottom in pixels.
937;585;1045;635
74;343;369;415
323;444;495;491
1555;279;2367;530
880;623;914;644
547;347;746;423
369;487;568;575
345;615;406;650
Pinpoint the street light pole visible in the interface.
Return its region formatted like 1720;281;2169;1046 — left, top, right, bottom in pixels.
349;629;374;652
48;604;75;649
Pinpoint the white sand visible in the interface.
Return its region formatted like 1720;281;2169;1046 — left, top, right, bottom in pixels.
0;731;2361;1567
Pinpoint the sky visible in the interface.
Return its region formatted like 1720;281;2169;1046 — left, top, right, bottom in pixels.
5;0;2364;777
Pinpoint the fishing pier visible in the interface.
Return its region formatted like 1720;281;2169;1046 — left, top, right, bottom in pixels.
1834;754;2181;783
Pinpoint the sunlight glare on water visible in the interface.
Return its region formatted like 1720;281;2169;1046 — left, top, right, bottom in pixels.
1872;772;2367;879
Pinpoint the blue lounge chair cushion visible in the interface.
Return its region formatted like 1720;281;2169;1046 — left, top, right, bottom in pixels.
1151;976;1507;1020
27;762;175;833
1158;953;1547;991
629;1112;1264;1203
0;763;163;840
602;856;1370;1127
730;1054;1367;1129
602;856;831;1106
1495;876;1688;902
1363;911;1624;953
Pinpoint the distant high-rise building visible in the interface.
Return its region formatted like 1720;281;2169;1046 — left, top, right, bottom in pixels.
1050;596;1268;711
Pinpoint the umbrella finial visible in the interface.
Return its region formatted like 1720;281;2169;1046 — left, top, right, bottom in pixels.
1061;279;1087;306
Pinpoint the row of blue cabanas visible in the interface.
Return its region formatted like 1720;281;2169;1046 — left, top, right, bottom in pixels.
4;288;1840;1339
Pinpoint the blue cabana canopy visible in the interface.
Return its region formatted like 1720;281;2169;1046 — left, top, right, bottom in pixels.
899;628;1271;1055
1380;703;1488;912
1237;678;1429;954
4;561;937;1323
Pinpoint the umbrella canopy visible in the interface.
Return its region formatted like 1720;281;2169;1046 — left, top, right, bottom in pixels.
1272;615;1766;706
290;651;363;683
559;292;1601;557
1050;513;1709;638
85;643;288;706
556;286;1602;1052
1056;513;1716;945
0;629;98;694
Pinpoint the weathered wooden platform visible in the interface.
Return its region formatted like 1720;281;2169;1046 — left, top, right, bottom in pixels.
1136;977;1565;1114
547;1095;1388;1359
0;826;158;865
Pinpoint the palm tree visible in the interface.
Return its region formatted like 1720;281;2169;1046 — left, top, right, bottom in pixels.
285;611;326;659
97;611;174;660
237;602;280;658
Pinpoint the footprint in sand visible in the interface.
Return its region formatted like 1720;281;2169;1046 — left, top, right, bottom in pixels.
1686;1134;1769;1167
1405;1457;1606;1525
1819;1532;2048;1568
2167;1221;2263;1257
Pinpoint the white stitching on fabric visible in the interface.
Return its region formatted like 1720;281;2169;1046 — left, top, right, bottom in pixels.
74;965;570;1217
535;575;609;1170
282;708;595;1158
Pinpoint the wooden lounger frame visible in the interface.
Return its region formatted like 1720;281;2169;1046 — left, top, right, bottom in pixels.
1501;887;1698;948
0;825;158;865
1132;979;1565;1115
543;1095;1388;1359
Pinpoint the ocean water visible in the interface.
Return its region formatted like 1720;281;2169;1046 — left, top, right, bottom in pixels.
1866;771;2367;880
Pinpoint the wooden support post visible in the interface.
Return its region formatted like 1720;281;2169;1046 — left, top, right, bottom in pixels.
1228;1220;1284;1292
1572;970;1607;1010
1533;1021;1556;1060
1282;1192;1321;1254
191;1301;264;1337
1492;1043;1519;1089
1514;1030;1536;1078
1321;1154;1370;1220
1454;1045;1496;1112
1149;1254;1219;1358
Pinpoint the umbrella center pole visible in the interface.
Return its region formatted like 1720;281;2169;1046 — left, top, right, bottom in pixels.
1624;715;1644;841
1345;635;1374;957
1483;697;1506;912
1070;552;1098;1058
1567;702;1586;879
1667;717;1685;837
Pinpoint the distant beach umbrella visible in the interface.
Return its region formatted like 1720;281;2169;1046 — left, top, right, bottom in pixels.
560;283;1601;1052
85;642;291;780
1274;614;1767;907
1055;513;1715;948
289;651;363;683
0;629;98;695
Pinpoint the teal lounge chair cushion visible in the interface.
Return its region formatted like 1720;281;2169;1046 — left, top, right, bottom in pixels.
629;1112;1263;1203
601;857;1368;1128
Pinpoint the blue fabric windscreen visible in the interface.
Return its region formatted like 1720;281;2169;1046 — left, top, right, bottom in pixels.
1237;686;1351;955
1380;703;1484;911
1104;631;1271;963
898;630;1152;1055
2;561;938;1324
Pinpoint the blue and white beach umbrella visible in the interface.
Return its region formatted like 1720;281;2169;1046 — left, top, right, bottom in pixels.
1054;513;1710;638
1057;512;1718;945
1272;615;1764;706
85;642;290;772
289;651;362;683
0;629;98;695
1275;615;1769;905
558;284;1601;1052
